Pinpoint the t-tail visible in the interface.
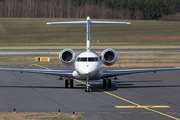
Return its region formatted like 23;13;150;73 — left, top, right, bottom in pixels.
47;16;131;51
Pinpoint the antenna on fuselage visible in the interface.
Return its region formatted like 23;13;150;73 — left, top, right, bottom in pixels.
46;17;131;51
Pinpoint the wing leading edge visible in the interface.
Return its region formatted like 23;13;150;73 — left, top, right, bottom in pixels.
0;68;74;78
101;67;180;78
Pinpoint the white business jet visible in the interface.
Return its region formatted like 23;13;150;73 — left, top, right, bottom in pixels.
0;16;180;92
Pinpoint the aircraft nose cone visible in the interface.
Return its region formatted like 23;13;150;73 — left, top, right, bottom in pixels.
84;65;90;74
85;66;98;77
75;62;100;78
80;65;93;76
84;69;89;74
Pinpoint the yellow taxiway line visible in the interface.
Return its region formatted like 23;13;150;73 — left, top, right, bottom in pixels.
74;80;180;120
33;64;51;70
33;64;180;120
115;105;170;108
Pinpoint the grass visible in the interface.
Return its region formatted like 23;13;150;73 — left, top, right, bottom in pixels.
0;18;180;49
0;52;180;67
0;54;60;64
115;52;180;67
0;112;82;120
0;18;180;67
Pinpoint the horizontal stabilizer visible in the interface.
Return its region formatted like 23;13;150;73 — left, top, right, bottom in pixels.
91;21;131;24
47;16;131;51
47;21;131;25
46;21;86;25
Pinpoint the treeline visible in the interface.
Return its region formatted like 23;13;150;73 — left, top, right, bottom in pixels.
0;0;180;20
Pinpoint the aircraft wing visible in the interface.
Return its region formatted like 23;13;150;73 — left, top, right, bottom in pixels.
0;68;74;78
101;67;180;78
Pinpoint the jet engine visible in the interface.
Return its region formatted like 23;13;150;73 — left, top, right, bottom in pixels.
59;49;76;65
100;49;117;66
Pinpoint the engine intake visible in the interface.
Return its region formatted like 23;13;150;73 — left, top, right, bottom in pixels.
101;49;117;66
59;49;76;65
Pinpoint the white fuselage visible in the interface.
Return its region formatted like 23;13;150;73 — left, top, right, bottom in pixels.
73;51;101;80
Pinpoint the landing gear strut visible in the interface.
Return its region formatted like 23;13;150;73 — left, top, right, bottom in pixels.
103;78;111;88
65;79;74;88
85;76;91;92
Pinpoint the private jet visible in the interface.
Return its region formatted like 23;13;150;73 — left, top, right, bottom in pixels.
0;16;180;92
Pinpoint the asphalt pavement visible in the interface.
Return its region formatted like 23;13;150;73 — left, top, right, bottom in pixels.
0;63;180;120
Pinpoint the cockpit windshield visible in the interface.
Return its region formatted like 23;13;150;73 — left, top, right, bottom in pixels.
80;58;87;61
76;57;99;62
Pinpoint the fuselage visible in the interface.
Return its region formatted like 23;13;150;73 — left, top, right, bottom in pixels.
74;51;101;80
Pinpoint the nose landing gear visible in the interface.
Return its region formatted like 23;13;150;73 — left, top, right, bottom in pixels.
85;83;91;92
85;76;91;92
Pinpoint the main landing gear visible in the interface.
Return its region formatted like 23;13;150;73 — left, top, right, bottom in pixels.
64;78;112;92
103;78;111;88
65;79;74;88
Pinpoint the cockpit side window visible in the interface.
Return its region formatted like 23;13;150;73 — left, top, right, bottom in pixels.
76;57;80;61
95;57;99;61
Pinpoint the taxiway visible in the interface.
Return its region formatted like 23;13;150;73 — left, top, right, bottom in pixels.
0;48;180;54
0;63;180;120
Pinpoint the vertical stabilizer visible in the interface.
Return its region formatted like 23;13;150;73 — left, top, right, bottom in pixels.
86;16;91;51
47;17;131;51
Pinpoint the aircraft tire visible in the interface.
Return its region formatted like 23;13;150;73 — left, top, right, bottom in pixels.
88;88;91;92
70;79;73;88
85;87;91;92
108;79;111;88
103;79;106;88
65;79;68;88
85;87;88;92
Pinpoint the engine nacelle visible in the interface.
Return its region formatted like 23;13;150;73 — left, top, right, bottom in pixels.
100;49;117;66
59;49;76;65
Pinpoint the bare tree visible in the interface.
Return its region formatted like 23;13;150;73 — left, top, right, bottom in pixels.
26;0;32;18
0;2;4;17
68;0;71;18
57;0;64;18
134;10;143;20
7;0;13;17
